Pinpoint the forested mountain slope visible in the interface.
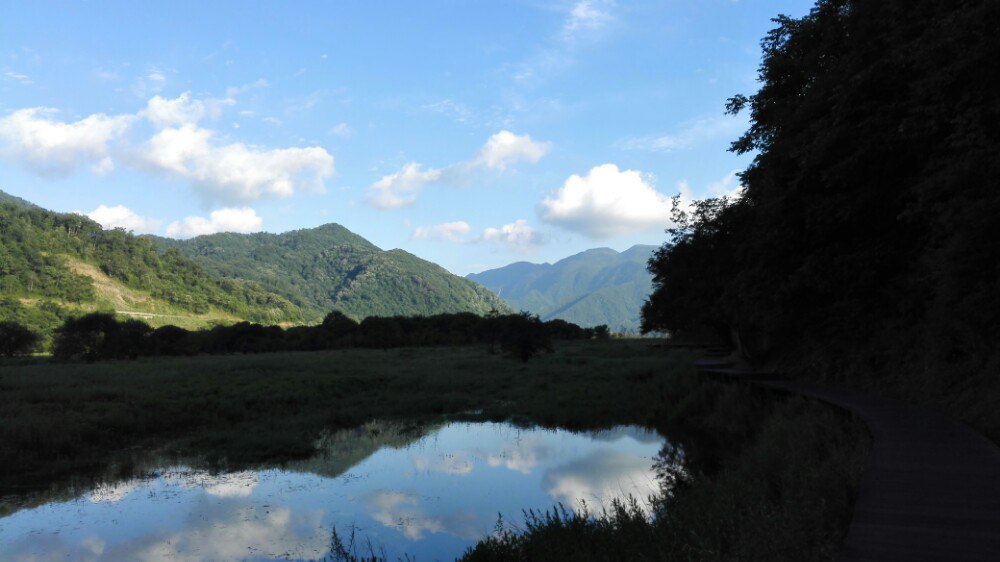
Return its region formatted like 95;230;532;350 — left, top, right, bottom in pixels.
468;245;655;332
0;191;300;340
152;226;510;321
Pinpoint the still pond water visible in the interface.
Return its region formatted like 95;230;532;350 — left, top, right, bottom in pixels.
0;422;668;561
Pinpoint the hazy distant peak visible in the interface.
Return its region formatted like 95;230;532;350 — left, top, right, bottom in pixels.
467;245;655;331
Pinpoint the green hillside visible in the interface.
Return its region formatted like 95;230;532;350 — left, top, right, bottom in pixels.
0;189;510;343
0;190;39;210
468;245;655;332
0;191;301;342
152;225;511;321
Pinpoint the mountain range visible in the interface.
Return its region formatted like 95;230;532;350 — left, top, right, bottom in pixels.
468;245;656;333
152;227;508;321
0;189;508;342
1;187;652;339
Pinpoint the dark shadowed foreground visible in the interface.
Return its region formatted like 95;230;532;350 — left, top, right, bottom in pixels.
0;341;870;559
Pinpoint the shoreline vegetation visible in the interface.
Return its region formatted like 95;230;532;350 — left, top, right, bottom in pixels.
462;374;870;561
1;341;870;560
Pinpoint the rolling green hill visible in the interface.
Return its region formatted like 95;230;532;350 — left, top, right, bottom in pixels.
467;245;655;333
0;189;511;343
0;190;301;342
151;225;510;321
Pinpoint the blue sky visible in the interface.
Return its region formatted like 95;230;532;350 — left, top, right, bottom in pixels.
0;0;813;275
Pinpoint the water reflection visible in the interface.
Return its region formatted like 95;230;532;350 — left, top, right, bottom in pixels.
0;422;670;561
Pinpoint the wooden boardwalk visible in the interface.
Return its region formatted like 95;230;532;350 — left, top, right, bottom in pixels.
695;358;1000;561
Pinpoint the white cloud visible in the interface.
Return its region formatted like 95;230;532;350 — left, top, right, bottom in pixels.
543;450;660;514
538;163;673;238
367;131;547;209
472;130;549;170
138;83;262;130
0;107;132;176
329;122;351;138
486;439;553;474
3;70;32;85
412;221;472;242
0;91;333;203
165;207;263;238
480;219;542;251
367;162;444;209
706;169;744;198
138;123;333;202
87;205;158;233
131;507;326;562
618;114;746;153
142;91;246;129
363;490;481;541
563;1;614;40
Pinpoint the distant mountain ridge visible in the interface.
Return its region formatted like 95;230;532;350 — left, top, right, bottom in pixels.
151;224;510;322
468;245;656;332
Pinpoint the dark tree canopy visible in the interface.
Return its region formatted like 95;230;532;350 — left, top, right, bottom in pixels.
46;310;596;362
0;321;39;357
644;0;1000;381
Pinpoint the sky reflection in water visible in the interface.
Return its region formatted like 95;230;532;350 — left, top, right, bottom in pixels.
0;422;667;561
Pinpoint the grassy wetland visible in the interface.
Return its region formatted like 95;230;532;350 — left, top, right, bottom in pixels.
0;340;870;560
0;340;682;496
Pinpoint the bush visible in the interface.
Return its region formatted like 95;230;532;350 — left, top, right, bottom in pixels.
53;313;152;361
500;312;553;362
0;321;39;357
321;311;359;347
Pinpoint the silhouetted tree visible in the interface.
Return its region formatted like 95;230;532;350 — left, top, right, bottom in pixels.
111;319;154;359
500;312;553;362
481;306;515;354
45;309;593;361
543;319;587;340
593;325;611;340
643;0;1000;376
0;321;38;357
53;313;150;361
321;311;359;347
149;325;193;356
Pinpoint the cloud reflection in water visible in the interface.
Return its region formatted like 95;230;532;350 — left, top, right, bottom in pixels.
0;422;668;561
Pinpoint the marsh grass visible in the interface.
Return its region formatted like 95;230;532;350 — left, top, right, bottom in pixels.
0;340;685;497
